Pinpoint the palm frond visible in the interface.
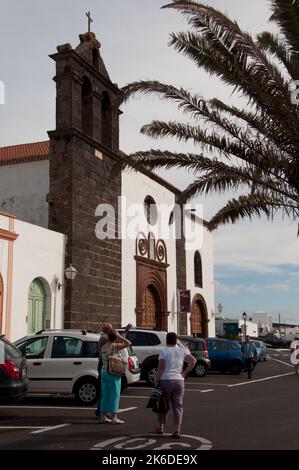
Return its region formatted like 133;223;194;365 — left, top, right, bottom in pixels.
269;0;299;57
208;193;299;230
257;31;296;78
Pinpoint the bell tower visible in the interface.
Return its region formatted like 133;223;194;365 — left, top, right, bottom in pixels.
48;30;122;330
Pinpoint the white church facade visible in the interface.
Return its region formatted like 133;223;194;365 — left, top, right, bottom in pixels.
0;30;215;340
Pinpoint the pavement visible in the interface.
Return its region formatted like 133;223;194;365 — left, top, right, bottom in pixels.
0;349;298;451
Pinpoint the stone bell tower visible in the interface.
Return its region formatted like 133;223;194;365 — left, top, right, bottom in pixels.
48;30;122;330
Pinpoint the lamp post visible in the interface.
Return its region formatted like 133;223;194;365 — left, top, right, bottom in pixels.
242;312;247;341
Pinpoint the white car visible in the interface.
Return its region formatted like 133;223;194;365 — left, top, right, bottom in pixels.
118;328;190;385
14;329;140;405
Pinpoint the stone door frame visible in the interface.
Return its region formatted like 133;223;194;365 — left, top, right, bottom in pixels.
190;293;209;337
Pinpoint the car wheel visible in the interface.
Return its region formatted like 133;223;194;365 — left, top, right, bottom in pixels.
145;364;158;386
264;357;267;361
74;377;98;405
194;361;207;377
229;362;242;375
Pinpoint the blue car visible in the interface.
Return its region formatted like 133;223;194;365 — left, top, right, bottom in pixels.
206;338;245;375
251;340;267;362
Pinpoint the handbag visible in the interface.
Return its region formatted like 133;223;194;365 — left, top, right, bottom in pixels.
147;386;169;414
107;345;126;377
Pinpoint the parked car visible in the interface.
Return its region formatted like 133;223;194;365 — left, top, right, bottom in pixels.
14;329;140;405
206;338;244;375
118;328;190;385
178;336;211;377
0;335;28;403
250;340;267;361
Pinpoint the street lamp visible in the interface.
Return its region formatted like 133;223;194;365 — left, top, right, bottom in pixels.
242;312;247;341
57;265;78;290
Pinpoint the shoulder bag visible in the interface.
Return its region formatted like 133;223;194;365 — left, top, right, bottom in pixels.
107;344;126;377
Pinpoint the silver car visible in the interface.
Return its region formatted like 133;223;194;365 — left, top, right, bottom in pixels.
14;329;140;405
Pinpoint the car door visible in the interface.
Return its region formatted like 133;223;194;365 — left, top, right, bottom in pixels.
15;336;50;393
43;335;84;394
207;339;230;370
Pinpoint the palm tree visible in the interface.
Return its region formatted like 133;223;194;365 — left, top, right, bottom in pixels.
116;0;299;230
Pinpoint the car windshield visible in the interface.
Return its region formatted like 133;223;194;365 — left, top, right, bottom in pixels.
252;341;261;348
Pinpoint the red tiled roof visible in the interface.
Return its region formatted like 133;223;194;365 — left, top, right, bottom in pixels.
0;141;50;166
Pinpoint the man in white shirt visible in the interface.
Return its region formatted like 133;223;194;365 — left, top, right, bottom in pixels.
290;336;299;374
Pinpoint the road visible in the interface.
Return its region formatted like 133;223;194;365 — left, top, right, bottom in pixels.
0;349;298;451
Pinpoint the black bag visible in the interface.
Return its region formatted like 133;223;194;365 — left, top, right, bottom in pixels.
147;387;169;414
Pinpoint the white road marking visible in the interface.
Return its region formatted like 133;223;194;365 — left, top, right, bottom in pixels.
92;433;212;450
228;371;294;387
0;405;137;412
31;423;70;434
118;407;137;413
269;356;293;368
121;395;148;399
123;389;213;397
186;382;229;386
0;424;70;434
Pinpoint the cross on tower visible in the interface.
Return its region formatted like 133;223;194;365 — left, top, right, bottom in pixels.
86;11;93;33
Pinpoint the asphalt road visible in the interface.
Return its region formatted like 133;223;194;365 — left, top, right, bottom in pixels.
0;349;298;451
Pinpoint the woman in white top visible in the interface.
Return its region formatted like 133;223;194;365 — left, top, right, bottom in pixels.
154;332;196;438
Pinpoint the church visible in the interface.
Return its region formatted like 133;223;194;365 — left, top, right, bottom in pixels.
0;30;215;340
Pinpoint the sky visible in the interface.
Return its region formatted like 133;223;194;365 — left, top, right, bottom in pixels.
0;0;298;323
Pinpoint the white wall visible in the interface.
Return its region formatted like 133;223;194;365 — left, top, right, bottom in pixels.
185;220;215;336
0;161;49;228
121;170;178;331
250;312;273;333
122;170;215;335
0;216;65;341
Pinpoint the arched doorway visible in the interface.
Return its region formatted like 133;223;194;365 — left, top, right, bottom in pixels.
0;274;3;334
191;294;208;337
140;285;159;329
27;279;46;334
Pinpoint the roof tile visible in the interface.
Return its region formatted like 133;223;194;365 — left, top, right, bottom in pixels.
0;141;50;165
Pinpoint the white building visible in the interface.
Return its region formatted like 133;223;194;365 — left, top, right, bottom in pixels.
249;311;273;336
0;211;65;341
216;318;258;339
272;322;299;342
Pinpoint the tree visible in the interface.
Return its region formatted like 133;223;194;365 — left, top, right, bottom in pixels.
116;0;299;231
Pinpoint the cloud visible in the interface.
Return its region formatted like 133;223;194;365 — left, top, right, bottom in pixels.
215;280;260;295
266;283;291;292
213;220;298;275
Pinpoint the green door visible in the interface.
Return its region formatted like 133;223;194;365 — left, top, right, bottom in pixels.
27;279;46;334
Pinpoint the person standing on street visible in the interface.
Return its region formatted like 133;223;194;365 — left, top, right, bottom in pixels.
154;332;196;439
95;322;132;417
290;335;299;374
241;335;257;379
99;329;132;424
